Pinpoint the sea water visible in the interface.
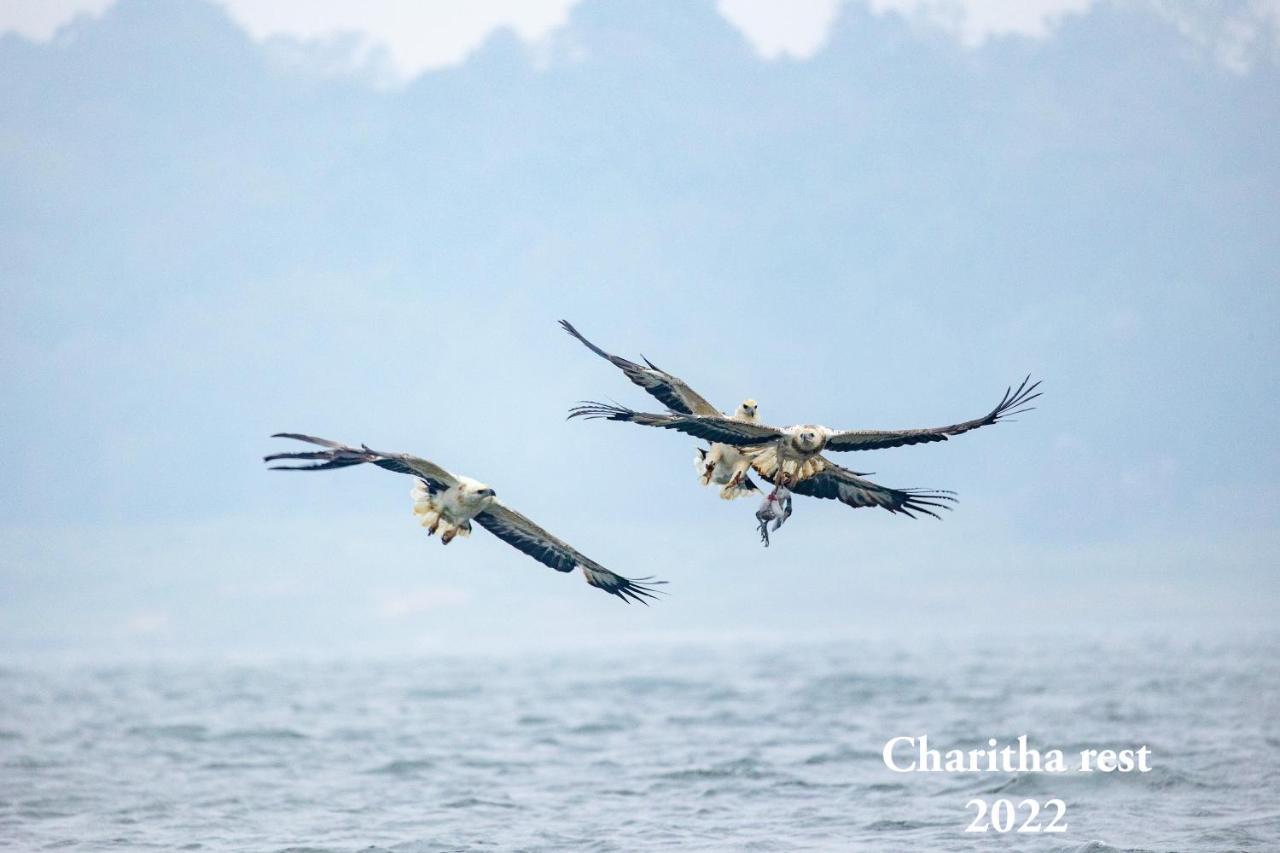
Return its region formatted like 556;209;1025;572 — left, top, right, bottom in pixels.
2;634;1276;851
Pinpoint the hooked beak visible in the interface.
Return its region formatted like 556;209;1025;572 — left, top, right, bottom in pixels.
479;488;496;497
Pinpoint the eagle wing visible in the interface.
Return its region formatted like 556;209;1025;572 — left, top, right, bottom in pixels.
560;320;721;417
758;454;956;519
823;376;1041;452
265;433;458;491
474;503;665;604
569;402;782;446
266;434;663;604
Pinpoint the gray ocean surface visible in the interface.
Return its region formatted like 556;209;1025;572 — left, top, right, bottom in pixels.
2;634;1277;852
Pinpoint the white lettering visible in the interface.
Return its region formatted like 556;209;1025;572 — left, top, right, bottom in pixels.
883;736;916;772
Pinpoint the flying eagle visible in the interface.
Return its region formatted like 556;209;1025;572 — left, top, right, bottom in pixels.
570;375;1039;494
559;320;964;543
264;433;664;604
560;319;761;500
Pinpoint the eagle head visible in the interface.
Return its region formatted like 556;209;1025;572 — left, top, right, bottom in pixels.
458;477;498;507
736;398;759;422
793;428;823;453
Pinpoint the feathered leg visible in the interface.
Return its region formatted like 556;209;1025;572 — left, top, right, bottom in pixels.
695;447;718;487
719;456;756;500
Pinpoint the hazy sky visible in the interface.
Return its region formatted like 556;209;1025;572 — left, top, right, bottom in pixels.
1;0;1277;659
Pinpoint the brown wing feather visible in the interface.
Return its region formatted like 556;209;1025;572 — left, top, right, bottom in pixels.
264;433;458;490
568;402;780;446
560;320;720;417
758;455;956;519
474;503;665;604
823;376;1041;452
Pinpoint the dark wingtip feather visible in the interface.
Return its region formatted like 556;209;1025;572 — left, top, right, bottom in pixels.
567;400;636;421
263;434;371;471
613;576;668;605
559;318;617;362
896;487;958;520
990;376;1043;424
640;354;664;372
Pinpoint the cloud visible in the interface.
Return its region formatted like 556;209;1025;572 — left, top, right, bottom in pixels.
0;0;579;76
1147;0;1280;74
715;0;843;59
7;0;1278;77
216;0;578;76
0;0;114;40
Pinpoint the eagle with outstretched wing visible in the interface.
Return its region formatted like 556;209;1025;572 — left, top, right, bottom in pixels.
265;434;664;604
569;375;1039;489
560;321;983;542
561;320;764;500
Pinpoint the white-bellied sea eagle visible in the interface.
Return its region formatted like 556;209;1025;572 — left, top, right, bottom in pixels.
560;320;980;544
570;376;1038;498
265;434;664;604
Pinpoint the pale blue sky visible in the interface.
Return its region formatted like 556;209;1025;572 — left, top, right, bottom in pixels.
1;0;1277;659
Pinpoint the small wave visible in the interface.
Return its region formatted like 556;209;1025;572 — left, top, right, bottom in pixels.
666;710;751;728
215;727;308;741
443;797;518;809
1065;842;1124;853
658;757;780;782
3;755;63;769
127;723;209;741
802;745;880;765
367;758;436;775
405;686;483;700
202;760;284;770
798;673;930;706
865;818;929;831
568;717;639;735
576;676;702;696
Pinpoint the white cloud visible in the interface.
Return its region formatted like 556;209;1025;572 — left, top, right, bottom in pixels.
216;0;579;76
716;0;843;59
0;0;579;76
1148;0;1280;74
1;0;1277;76
0;0;114;40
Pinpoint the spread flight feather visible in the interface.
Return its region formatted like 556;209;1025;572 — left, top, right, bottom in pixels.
265;433;664;604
